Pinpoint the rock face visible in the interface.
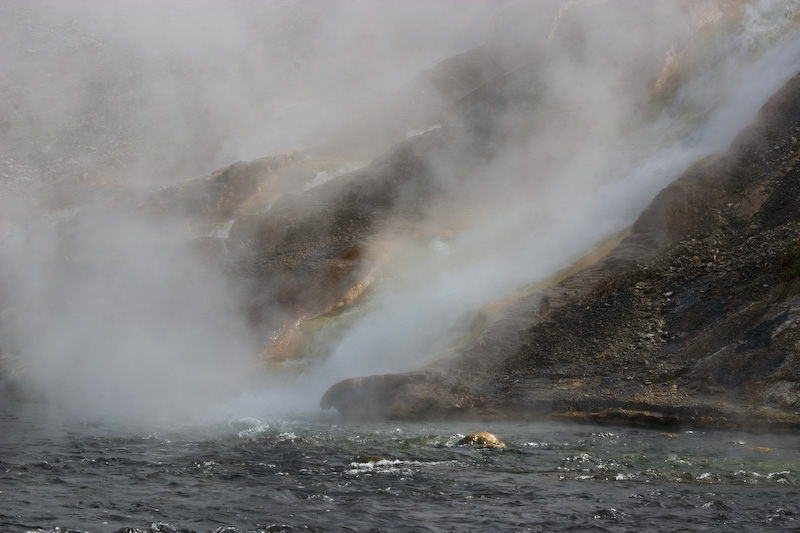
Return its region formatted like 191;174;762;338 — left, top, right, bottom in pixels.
321;72;800;430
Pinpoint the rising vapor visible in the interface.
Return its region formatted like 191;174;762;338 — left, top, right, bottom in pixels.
1;0;800;423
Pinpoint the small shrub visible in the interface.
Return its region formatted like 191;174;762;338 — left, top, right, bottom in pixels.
781;237;800;281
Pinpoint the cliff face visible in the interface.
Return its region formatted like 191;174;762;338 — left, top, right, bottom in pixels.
321;72;800;429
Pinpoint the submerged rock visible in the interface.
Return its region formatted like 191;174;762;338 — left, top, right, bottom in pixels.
458;432;506;449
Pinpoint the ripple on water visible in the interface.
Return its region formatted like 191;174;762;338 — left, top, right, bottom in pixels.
3;413;800;532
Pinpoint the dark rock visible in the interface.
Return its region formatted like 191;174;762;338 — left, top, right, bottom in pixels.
320;71;800;430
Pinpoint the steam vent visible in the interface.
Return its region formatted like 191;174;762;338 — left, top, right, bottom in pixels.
3;0;800;431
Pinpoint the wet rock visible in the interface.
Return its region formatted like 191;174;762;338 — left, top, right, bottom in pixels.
458;432;506;449
320;373;447;419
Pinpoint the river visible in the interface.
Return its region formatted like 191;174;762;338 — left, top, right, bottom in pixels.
2;401;799;532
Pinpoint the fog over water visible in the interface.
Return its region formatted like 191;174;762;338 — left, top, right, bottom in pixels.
2;0;800;425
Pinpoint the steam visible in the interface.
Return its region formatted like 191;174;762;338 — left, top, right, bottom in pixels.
291;0;800;408
0;0;500;184
2;1;800;423
0;0;506;423
1;212;257;422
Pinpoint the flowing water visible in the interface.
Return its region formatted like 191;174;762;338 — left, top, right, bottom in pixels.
2;402;799;532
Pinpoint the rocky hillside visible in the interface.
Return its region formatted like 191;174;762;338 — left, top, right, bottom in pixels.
321;71;800;430
3;2;799;429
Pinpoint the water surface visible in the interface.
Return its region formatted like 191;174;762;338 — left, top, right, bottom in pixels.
2;403;799;532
